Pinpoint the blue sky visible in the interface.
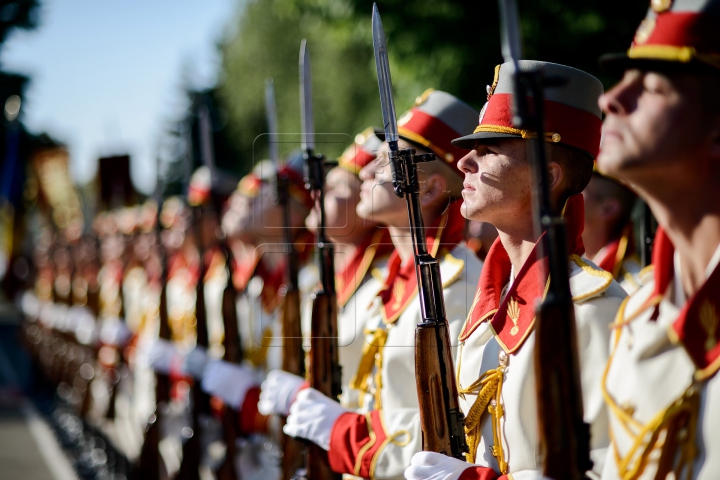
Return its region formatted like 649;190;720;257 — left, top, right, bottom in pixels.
2;0;239;194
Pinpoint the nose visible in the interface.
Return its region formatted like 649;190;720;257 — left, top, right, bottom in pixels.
358;162;375;181
599;80;633;117
457;149;479;174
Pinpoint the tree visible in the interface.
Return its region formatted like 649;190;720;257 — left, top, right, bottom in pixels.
217;0;646;171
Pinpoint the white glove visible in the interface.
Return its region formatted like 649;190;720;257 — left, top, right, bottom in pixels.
99;317;132;346
147;339;182;375
258;369;306;416
405;452;471;480
509;473;556;480
283;388;349;451
183;346;209;379
201;360;257;409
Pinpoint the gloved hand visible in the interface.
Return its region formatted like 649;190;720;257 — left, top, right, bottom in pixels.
405;452;472;480
283;388;349;450
99;317;132;347
258;369;307;416
200;360;257;409
146;339;182;375
183;346;209;379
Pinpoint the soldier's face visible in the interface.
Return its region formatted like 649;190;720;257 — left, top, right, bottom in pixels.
598;69;711;183
356;140;420;226
456;139;533;229
306;167;370;240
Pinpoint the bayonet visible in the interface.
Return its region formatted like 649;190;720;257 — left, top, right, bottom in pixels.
265;78;280;166
299;39;315;153
198;99;216;170
372;4;399;147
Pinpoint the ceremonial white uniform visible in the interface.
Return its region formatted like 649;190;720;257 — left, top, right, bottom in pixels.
601;243;720;480
457;256;626;478
329;243;483;479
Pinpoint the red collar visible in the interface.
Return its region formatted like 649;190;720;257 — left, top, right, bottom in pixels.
336;228;392;308
233;250;261;293
459;194;586;353
378;200;466;324
643;227;720;380
596;222;636;280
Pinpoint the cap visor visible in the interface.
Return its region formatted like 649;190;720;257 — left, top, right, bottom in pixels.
451;131;521;150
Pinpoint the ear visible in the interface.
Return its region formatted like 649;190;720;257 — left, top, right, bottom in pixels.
546;161;564;192
597;197;621;221
421;173;449;208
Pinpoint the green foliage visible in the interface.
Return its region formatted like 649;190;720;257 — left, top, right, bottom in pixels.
0;0;41;53
218;0;647;173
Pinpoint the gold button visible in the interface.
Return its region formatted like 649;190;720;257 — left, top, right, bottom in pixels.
444;153;454;163
498;350;508;366
651;0;672;13
551;133;561;143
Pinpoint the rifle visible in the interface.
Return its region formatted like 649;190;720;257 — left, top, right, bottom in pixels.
498;1;591;477
176;98;217;480
134;168;171;480
371;5;468;459
197;95;242;480
266;76;307;480
640;202;655;268
299;40;342;480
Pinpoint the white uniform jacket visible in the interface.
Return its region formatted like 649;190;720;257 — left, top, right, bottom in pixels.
327;242;483;479
456;248;626;479
602;230;720;480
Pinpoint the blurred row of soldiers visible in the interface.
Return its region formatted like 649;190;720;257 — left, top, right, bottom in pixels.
17;0;720;478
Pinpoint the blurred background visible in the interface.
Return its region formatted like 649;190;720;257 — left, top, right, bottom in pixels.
0;0;645;477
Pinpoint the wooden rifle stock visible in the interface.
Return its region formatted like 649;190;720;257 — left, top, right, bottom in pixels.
216;245;242;480
304;152;341;480
387;147;468;459
134;212;171;480
177;209;213;480
274;170;308;480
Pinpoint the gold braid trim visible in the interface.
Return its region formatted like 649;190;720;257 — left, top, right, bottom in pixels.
458;365;507;472
603;307;702;480
628;45;720;70
472;124;561;143
246;326;273;367
349;328;389;409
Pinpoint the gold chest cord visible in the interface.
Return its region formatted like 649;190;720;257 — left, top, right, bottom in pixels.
457;345;508;472
602;297;702;480
350;328;389;409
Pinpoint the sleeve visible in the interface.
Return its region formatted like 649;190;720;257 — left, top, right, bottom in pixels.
238;386;269;435
458;468;504;480
328;408;421;479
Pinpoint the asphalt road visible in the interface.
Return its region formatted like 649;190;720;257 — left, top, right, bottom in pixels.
0;305;78;480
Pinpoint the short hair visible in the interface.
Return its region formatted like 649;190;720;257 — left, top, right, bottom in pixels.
547;143;594;204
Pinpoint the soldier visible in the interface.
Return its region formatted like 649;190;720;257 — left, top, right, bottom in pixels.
258;128;393;419
262;90;483;479
582;171;642;294
406;62;627;479
193;155;316;479
596;1;720;478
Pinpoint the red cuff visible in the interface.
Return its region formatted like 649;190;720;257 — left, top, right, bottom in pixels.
238;386;268;435
458;466;503;480
328;410;387;478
